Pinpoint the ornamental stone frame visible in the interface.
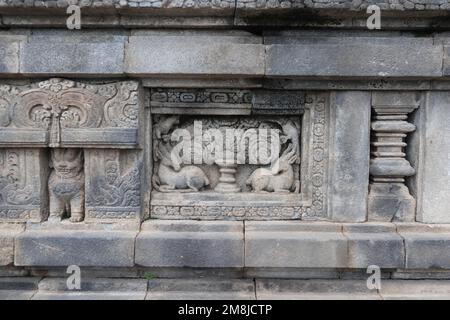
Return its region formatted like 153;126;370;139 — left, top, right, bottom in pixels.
148;89;330;220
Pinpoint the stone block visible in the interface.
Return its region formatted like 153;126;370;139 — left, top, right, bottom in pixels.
416;92;450;223
125;35;264;77
20;42;125;75
397;224;450;269
135;220;244;268
0;40;19;73
329;91;371;222
266;43;443;78
256;279;380;300
0;224;25;266
379;280;450;300
33;278;147;300
15;229;137;267
245;222;348;268
343;223;404;268
146;279;255;300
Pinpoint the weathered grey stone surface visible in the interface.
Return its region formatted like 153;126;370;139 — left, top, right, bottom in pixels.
0;277;40;300
443;46;450;76
398;224;450;269
126;34;264;77
147;279;255;300
15;230;137;267
266;44;443;78
416;92;450;223
245;222;348;268
20;42;125;75
256;279;381;300
0;224;24;266
344;223;404;268
136;220;244;268
33;277;147;300
379;280;450;300
329;91;370;222
0;41;19;73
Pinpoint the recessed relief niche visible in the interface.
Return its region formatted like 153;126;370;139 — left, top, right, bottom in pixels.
149;89;330;220
0;78;143;223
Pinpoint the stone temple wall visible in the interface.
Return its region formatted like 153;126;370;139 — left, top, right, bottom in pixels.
1;1;450;290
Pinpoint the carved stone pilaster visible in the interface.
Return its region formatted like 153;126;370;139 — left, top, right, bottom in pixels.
368;93;419;222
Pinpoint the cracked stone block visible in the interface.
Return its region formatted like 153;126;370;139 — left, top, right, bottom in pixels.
135;220;244;268
0;277;40;300
343;223;405;268
399;224;450;269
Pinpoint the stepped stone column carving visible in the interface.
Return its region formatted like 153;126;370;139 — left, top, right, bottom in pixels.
368;92;419;222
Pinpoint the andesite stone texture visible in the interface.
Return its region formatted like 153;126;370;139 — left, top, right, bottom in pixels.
1;4;450;295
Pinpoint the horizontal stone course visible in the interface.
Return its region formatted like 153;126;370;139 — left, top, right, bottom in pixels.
266;43;443;78
3;221;450;270
0;31;447;78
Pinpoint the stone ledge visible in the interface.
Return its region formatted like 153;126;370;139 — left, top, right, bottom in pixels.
0;277;40;300
33;277;147;300
256;279;381;300
125;35;265;77
245;222;348;268
397;224;450;269
146;278;255;300
14;229;137;267
344;223;405;269
3;221;450;270
135;220;244;268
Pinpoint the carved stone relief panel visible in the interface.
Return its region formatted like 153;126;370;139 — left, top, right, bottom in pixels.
85;149;142;222
0;78;143;224
0;78;141;148
149;89;330;220
0;149;47;222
